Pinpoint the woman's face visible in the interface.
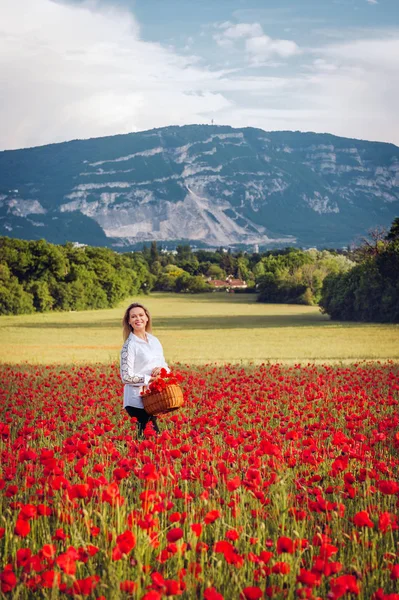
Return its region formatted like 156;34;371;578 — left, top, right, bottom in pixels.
128;306;149;333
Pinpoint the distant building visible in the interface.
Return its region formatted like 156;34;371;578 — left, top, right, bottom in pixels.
208;275;247;290
226;275;248;289
208;279;228;289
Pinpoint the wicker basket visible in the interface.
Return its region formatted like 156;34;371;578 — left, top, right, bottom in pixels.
142;384;184;416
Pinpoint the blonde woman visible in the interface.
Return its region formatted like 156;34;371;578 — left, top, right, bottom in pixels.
121;302;168;436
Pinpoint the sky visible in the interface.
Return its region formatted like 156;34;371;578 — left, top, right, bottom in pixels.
1;0;398;150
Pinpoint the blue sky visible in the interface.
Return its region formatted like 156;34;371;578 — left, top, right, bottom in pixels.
1;0;398;149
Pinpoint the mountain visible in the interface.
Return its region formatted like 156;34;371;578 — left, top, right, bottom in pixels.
0;124;398;249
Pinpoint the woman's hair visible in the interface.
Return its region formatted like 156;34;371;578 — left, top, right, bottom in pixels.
122;302;152;341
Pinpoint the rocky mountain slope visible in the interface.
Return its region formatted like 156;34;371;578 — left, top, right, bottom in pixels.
0;124;398;248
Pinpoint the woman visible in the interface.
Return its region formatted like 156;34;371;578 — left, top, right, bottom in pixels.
120;302;168;437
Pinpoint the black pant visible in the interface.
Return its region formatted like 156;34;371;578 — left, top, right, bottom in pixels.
125;406;159;437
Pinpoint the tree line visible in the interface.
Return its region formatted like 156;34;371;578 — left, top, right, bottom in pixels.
0;235;354;315
1;219;397;322
320;218;399;322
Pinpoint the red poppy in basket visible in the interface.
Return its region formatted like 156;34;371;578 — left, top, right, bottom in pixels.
141;369;184;417
141;369;184;396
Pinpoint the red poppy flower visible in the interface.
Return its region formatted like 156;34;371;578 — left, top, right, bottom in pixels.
72;575;100;596
56;553;76;575
226;476;241;491
16;548;32;568
116;530;136;553
379;512;398;533
241;587;263;600
18;504;37;520
102;482;124;506
120;580;137;593
390;565;399;580
204;510;221;524
167;527;183;543
226;529;240;541
41;570;61;588
296;569;319;587
15;519;30;537
271;562;290;575
277;536;295;554
191;523;202;537
52;528;68;541
353;511;374;528
169;512;182;523
0;566;17;593
378;480;399;495
204;587;224;600
41;544;56;560
142;592;162;600
330;574;360;598
37;504;52;516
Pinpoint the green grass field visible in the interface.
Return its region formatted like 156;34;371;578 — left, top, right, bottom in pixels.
1;293;398;364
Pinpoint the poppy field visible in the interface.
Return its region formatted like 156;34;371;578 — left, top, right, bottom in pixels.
1;361;399;599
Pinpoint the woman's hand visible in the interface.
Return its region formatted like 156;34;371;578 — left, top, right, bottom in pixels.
151;367;162;377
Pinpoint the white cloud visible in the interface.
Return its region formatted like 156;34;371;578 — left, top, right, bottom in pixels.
245;36;299;60
216;22;264;41
210;33;399;146
214;21;300;64
0;0;232;149
290;36;399;143
367;0;378;4
319;37;399;71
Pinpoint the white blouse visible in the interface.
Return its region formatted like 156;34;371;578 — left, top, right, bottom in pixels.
120;332;168;409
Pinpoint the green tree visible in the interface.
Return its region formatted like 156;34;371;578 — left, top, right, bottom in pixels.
29;239;68;280
0;264;34;315
150;241;159;264
176;245;192;262
151;260;162;276
253;261;265;280
186;275;211;293
206;264;226;280
0;237;33;280
154;273;176;292
320;218;399;322
27;280;54;312
386;217;399;241
175;271;192;292
235;256;251;281
219;251;236;275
